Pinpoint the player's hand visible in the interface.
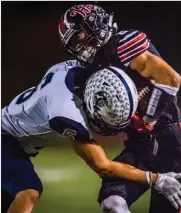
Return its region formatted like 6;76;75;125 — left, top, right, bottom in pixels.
130;114;153;133
164;172;181;180
153;172;181;209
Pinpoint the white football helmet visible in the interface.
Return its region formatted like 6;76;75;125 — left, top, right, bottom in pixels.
84;66;138;135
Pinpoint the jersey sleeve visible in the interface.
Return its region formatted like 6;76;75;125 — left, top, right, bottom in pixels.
116;30;150;67
47;93;91;141
46;67;91;142
49;116;90;141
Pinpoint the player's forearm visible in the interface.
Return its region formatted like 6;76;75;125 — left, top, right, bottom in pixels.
131;51;181;87
72;140;158;185
131;52;180;127
141;54;181;87
100;160;158;184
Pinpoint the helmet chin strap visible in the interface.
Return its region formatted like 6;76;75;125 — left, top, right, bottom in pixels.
78;48;96;63
78;51;91;62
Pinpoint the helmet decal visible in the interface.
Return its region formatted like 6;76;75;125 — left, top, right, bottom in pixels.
70;5;96;17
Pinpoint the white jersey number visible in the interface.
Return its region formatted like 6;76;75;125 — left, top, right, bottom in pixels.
16;72;54;105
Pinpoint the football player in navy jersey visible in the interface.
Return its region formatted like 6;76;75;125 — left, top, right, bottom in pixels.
58;4;181;213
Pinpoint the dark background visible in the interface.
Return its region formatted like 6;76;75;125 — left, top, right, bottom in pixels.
1;1;181;107
1;3;181;212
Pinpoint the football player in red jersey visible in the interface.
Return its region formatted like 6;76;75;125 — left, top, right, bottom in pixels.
59;4;181;213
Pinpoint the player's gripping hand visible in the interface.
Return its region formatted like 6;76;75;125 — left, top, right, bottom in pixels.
153;172;181;209
130;114;153;133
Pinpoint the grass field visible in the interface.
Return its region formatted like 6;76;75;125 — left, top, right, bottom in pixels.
32;146;150;213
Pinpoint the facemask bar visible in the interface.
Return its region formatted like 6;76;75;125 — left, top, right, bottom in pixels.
59;10;118;64
62;20;103;63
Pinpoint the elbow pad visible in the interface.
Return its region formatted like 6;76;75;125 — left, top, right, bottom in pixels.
143;83;179;125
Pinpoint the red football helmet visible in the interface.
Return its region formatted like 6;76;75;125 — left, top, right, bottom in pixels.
58;4;117;64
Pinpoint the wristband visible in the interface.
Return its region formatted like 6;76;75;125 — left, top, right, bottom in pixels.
146;171;153;187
